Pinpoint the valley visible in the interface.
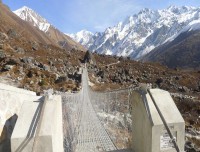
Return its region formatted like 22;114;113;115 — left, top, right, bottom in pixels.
0;1;199;151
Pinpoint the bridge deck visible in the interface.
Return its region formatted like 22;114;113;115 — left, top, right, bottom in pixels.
63;68;116;152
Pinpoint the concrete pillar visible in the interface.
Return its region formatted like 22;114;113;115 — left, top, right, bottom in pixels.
11;95;64;152
131;88;185;152
0;83;38;152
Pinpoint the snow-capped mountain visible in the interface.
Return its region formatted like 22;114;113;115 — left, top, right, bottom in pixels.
180;20;200;33
14;6;86;51
14;6;51;32
68;6;200;59
142;25;200;69
69;30;94;48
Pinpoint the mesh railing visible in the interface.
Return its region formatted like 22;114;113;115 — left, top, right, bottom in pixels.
89;88;133;149
62;92;83;152
62;68;134;152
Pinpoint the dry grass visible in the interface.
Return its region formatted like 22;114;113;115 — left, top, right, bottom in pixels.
188;137;200;148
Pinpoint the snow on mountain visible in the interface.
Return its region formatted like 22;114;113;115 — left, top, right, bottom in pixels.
69;30;94;48
164;19;200;44
14;6;86;51
181;20;200;32
14;6;51;32
68;6;200;59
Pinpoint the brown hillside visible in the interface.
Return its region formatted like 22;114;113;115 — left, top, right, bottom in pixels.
46;26;86;51
0;2;86;93
0;3;56;45
0;3;86;51
142;30;200;70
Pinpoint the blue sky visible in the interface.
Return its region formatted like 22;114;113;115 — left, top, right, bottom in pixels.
2;0;200;33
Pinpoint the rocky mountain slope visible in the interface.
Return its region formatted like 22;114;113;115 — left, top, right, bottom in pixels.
0;4;56;45
0;2;85;93
69;6;200;59
14;6;86;51
142;21;200;69
14;6;50;32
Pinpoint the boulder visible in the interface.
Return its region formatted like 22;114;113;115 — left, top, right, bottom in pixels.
21;57;34;64
43;64;50;71
37;63;44;69
15;47;25;54
178;86;190;93
3;65;14;71
175;76;180;80
0;44;3;49
0;32;8;40
67;71;81;83
155;78;163;85
7;29;17;38
6;58;20;65
55;76;68;84
48;61;54;66
0;50;6;59
51;66;57;72
185;140;199;152
31;42;39;51
124;69;130;75
83;50;96;65
27;70;34;78
97;70;104;78
58;59;63;63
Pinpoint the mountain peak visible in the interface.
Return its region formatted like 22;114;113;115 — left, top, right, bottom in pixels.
14;6;36;16
14;6;50;32
68;30;94;47
20;6;32;11
139;8;152;13
166;5;196;14
69;5;200;58
167;5;178;10
77;30;93;35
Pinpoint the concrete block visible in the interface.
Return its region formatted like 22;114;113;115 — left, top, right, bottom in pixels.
11;95;64;152
131;88;185;152
11;98;42;152
0;83;39;150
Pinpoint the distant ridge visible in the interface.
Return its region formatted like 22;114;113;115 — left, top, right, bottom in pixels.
68;6;200;59
142;27;200;69
14;6;86;51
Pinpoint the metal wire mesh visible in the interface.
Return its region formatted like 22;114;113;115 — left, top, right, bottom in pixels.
62;92;83;152
89;88;133;149
62;68;133;152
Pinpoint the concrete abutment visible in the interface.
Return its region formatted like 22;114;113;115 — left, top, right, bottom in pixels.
131;88;185;152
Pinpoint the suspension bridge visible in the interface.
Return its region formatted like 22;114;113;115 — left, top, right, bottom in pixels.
62;67;185;152
2;67;185;152
62;68;129;152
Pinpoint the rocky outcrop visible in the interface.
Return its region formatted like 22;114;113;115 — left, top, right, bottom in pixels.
7;29;18;38
83;50;96;65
